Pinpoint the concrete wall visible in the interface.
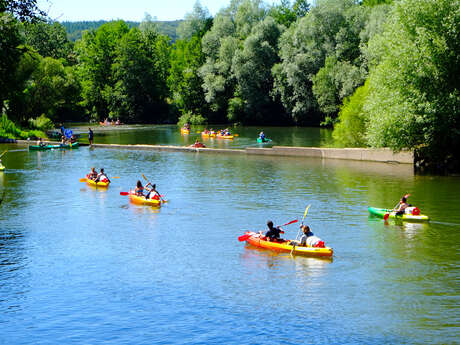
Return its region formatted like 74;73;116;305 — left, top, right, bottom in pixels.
15;140;413;164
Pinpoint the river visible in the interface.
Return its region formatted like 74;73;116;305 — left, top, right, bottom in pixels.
0;126;458;344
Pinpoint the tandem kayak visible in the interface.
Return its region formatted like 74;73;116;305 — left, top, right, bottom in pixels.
257;137;271;143
368;207;429;221
129;191;161;207
201;132;216;138
181;128;190;135
241;232;333;258
85;175;110;188
29;143;79;150
216;134;234;139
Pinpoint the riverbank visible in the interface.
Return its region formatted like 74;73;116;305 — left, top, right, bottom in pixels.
15;140;413;164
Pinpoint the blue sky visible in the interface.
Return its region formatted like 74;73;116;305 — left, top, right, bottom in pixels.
38;0;281;22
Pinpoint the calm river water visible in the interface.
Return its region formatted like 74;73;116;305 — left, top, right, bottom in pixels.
0;126;458;344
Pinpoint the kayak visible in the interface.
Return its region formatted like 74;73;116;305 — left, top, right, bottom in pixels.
85;175;110;188
242;232;333;258
181;128;190;135
29;143;79;150
129;191;161;207
216;134;234;139
201;132;216;138
257;137;272;143
368;207;429;221
0;165;4;171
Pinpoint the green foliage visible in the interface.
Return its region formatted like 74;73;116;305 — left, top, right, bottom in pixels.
332;81;369;147
61;20;182;42
28;114;54;130
177;112;206;126
23;21;74;61
176;1;211;40
0;114;45;139
273;0;369;124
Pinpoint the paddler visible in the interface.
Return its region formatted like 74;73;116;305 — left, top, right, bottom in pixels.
145;183;161;200
88;167;98;180
259;131;265;140
95;168;110;183
393;195;410;215
299;225;325;248
264;221;285;242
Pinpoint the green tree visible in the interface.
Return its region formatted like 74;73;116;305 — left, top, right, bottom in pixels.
75;20;130;120
23;20;74;61
176;1;211;40
272;0;368;124
0;0;46;22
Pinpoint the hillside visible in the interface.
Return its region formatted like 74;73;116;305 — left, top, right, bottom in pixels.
61;20;182;42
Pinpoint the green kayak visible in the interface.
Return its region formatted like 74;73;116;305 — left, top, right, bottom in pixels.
257;137;272;143
29;142;79;150
368;207;429;221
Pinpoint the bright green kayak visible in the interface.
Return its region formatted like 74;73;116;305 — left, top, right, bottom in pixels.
368;207;429;221
29;143;79;150
257;137;271;143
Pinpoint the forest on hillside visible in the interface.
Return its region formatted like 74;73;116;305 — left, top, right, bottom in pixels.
0;0;459;171
61;20;182;41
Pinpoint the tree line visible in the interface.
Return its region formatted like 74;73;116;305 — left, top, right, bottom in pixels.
0;0;458;171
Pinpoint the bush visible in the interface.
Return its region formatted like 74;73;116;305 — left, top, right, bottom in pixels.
177;112;207;126
0;114;46;140
28;114;54;131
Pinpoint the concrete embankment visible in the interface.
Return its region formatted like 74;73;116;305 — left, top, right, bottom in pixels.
14;140;413;164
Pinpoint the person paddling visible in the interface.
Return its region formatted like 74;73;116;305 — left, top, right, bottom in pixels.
145;183;161;200
95;168;110;183
264;220;285;242
393;195;410;215
88;167;98;180
135;180;145;196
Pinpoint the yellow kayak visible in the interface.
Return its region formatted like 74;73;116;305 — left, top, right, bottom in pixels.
129;191;161;207
85;175;110;188
216;134;234;139
181;128;190;135
201;132;216;138
0;165;5;171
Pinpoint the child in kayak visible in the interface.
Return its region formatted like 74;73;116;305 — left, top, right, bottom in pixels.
299;225;325;248
264;221;285;242
95;168;110;183
88;167;98;180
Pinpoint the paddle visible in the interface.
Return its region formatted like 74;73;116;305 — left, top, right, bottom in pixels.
0;150;7;158
79;178;87;182
291;205;311;254
141;174;167;203
120;191;165;197
238;219;298;242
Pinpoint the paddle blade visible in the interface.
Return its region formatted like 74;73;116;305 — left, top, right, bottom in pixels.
112;176;120;179
282;219;298;226
120;192;129;196
238;234;251;242
302;205;311;222
79;178;87;182
234;134;239;137
383;213;390;221
142;174;149;183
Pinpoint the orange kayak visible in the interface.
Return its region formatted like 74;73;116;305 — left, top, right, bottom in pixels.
241;232;333;258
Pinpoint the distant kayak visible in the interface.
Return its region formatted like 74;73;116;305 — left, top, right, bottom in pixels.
29;143;79;150
368;207;429;221
181;128;190;135
129;191;161;207
257;137;271;143
216;134;234;139
241;231;333;258
85;175;110;188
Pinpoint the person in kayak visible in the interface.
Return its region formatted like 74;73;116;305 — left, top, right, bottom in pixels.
135;180;145;196
393;195;410;215
95;168;110;183
259;131;265;140
145;183;161;200
88;167;98;180
36;138;46;147
298;225;325;248
264;221;285;242
190;139;206;148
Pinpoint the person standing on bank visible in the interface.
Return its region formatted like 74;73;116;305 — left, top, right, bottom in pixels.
88;128;94;146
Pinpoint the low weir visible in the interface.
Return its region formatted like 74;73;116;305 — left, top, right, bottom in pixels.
15;140;413;164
